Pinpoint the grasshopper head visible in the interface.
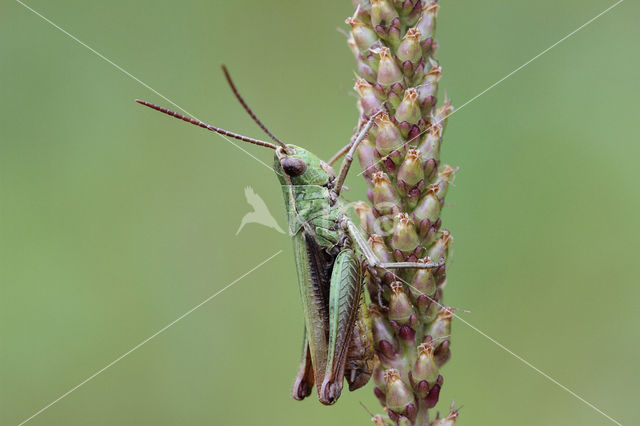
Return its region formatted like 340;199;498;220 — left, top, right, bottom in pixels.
275;145;335;186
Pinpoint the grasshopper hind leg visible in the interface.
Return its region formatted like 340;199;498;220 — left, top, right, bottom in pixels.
345;284;374;391
319;249;363;405
292;331;315;400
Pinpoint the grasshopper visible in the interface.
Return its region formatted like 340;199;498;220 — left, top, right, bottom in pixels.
136;66;442;405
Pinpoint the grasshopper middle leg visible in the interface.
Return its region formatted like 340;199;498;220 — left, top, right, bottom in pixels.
343;217;444;270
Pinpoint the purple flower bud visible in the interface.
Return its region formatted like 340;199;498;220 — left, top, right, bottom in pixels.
355;78;383;116
404;1;423;26
415;2;440;40
371;0;399;29
414;184;442;222
412;342;439;385
376;47;403;87
391;213;419;252
423;376;442;408
434;165;459;198
424;58;443;86
433;98;454;130
415;378;430;398
369;234;393;264
397;149;424;187
346;17;378;52
417;123;443;163
373;386;387;406
398;324;416;344
435;339;451;366
427;307;453;341
422;297;439;322
428;229;452;261
405;403;418;423
410;264;437;299
373;362;387;391
384;369;415;412
424;157;438;181
397;28;422;65
374;112;403;156
395;88;421;125
379;339;397;359
354;201;379;235
356;56;378;82
372;172;401;214
389;282;416;324
357;138;379;179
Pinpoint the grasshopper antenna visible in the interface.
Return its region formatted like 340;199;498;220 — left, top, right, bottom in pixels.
221;64;288;150
135;100;279;150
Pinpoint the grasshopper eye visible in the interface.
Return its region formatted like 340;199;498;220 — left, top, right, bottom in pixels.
281;157;307;177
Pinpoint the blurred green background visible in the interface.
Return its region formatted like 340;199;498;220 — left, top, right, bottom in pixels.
1;0;638;425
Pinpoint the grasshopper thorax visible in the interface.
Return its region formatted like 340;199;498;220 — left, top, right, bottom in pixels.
275;145;336;187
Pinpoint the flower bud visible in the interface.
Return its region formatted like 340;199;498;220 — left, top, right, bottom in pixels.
435;339;451;366
395;88;421;125
373;362;387;391
371;0;399;31
415;2;439;40
374;388;386;410
424;375;443;408
355;55;378;83
376;47;403;87
391;213;419;252
417;123;443;163
413;184;441;222
412;342;439;385
346;17;378;52
389;282;415;324
357;138;379;178
374;112;403;156
421;297;439;322
427;308;453;340
403;0;423;26
384;369;414;412
397;149;424;187
434;165;458;198
410;265;436;299
369;234;392;263
424;58;442;86
428;230;452;261
355;78;383;117
372;171;400;214
354;201;378;234
397;28;422;65
433;98;454;130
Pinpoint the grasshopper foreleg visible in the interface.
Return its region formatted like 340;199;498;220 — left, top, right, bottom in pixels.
333;111;383;196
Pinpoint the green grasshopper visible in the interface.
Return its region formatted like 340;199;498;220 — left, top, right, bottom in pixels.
136;66;442;405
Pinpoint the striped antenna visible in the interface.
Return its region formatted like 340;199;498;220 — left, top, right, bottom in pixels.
135;100;279;150
221;64;287;150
